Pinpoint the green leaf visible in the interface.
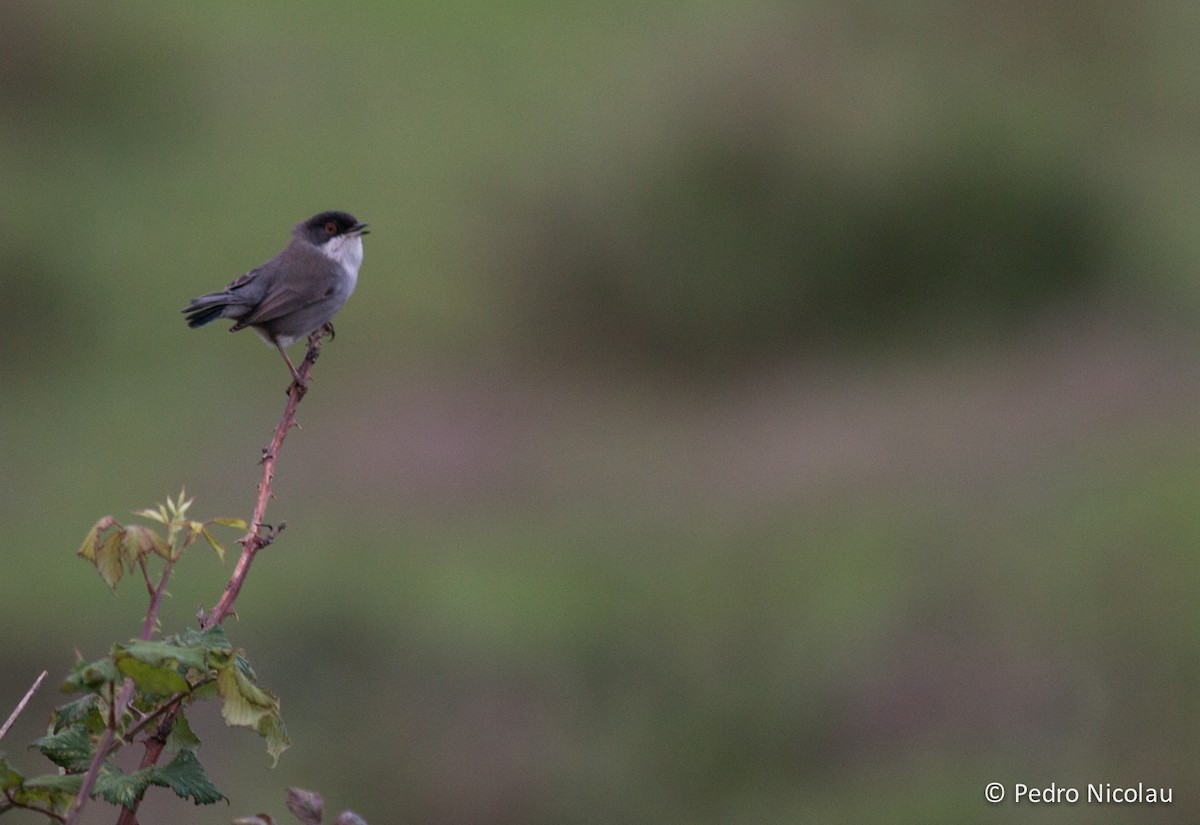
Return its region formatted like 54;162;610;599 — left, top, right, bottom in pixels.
165;710;202;753
51;694;104;732
14;770;84;807
77;515;116;561
211;516;249;530
94;762;149;808
176;625;231;653
149;750;226;805
126;522;172;559
119;639;209;672
260;713;291;768
0;756;24;791
115;656;190;697
93;528;127;590
191;679;219;701
201;527;226;562
121;525;144;566
62;657;121;693
31;724;94;772
134;506;168;525
216;665;276;728
215;660;290;765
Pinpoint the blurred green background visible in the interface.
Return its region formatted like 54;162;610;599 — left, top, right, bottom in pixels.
4;2;1200;822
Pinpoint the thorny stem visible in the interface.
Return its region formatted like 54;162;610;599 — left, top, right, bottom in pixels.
202;331;323;629
103;331;326;825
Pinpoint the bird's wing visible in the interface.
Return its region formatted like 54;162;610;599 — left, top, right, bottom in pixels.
237;247;341;326
225;265;265;292
238;284;327;326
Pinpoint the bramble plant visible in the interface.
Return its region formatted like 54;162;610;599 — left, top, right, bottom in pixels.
0;333;367;824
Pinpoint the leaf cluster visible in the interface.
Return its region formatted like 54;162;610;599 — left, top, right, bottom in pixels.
77;490;246;590
1;494;289;821
2;624;289;817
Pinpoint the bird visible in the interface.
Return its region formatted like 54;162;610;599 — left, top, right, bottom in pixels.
183;211;368;386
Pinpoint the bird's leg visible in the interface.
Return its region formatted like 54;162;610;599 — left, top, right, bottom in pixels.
320;321;336;340
274;339;307;388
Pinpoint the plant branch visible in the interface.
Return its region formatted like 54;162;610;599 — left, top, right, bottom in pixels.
112;678;212;750
138;555;176;640
65;505;187;825
3;789;67;823
109;331;326;825
0;670;47;742
65;674;132;825
203;331;324;629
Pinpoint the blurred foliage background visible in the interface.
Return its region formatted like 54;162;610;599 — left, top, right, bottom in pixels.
3;1;1200;822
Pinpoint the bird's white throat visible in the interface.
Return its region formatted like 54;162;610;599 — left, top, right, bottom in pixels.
320;234;364;284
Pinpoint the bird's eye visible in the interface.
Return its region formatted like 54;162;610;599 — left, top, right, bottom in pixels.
325;221;337;234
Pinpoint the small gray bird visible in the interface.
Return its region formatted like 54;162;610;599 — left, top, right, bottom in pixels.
183;211;368;385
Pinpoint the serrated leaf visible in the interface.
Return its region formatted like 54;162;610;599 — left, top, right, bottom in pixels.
125;522;172;559
211;516;249;530
216;665;276;728
76;515;115;561
235;652;259;683
149;749;227;805
176;625;231;653
121;526;145;566
115;657;190;697
201;528;226;562
285;787;323;825
165;710;201;753
94;761;148;808
62;657;121;693
52;694;104;732
120;639;209;672
31;724;94;772
259;713;290;767
0;756;24;790
191;679;219;701
93;528;127;590
14;770;84;806
215;663;289;765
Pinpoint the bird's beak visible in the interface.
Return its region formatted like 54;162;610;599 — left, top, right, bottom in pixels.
351;222;369;236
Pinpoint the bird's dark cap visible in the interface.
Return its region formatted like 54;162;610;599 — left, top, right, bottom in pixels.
296;211;368;241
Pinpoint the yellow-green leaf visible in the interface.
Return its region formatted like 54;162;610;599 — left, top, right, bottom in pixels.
94;529;126;590
77;515;116;562
116;656;190;697
216;666;277;728
260;713;291;767
121;525;146;566
200;528;226;562
133;507;168;525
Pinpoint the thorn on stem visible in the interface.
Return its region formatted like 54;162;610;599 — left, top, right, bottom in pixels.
259;521;286;548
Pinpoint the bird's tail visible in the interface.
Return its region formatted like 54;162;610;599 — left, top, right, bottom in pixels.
182;293;235;328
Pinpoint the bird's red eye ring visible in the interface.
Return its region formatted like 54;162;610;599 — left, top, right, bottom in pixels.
325;221;337;234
